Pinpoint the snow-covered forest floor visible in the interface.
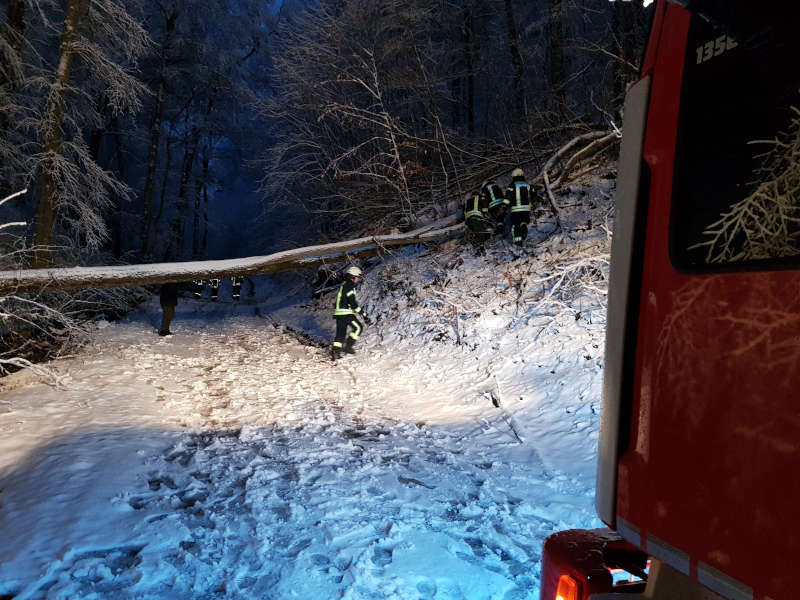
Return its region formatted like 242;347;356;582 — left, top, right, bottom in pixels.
0;175;615;600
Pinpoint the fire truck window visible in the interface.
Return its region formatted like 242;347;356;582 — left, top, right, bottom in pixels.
670;7;800;271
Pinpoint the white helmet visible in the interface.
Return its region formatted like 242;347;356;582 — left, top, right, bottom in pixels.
511;167;524;178
345;266;363;278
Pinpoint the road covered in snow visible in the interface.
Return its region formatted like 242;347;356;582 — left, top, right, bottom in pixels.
0;178;613;599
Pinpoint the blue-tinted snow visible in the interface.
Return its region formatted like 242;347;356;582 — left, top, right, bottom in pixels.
0;177;615;599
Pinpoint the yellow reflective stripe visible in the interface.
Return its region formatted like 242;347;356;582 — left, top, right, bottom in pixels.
334;309;354;315
335;285;344;310
333;341;343;348
465;194;483;219
511;205;530;212
488;196;504;208
347;290;356;297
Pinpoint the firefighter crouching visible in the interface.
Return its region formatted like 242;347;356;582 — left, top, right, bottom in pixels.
482;179;507;235
463;190;493;251
505;167;534;245
332;266;371;360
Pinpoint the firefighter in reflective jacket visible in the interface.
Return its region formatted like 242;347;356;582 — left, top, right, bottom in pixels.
463;190;492;247
332;266;369;360
482;179;507;234
505;167;533;245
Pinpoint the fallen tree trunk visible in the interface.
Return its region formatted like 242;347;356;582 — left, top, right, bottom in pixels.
0;218;463;294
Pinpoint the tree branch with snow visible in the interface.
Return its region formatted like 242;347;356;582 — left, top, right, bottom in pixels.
691;107;800;263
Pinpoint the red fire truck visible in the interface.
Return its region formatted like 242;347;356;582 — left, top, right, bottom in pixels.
540;2;799;599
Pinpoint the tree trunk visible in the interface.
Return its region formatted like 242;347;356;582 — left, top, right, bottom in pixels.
111;117;126;259
464;5;475;136
0;217;464;293
503;0;525;120
612;0;643;106
173;125;199;261
192;93;214;259
88;93;110;165
547;0;566;121
451;76;461;129
202;180;209;255
140;11;177;261
192;143;209;259
151;121;174;257
33;0;87;267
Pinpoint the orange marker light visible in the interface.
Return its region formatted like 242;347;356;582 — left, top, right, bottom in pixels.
555;573;580;600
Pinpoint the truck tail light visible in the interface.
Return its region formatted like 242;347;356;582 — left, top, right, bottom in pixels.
540;529;648;600
555;574;580;600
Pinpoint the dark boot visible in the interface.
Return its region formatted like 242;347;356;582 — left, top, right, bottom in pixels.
343;338;356;354
331;346;342;361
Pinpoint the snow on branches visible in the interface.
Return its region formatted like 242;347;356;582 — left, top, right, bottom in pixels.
691;107;800;263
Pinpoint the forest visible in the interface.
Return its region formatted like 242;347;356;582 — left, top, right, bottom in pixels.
0;0;652;366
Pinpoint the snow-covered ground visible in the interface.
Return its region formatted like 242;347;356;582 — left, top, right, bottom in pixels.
0;177;615;599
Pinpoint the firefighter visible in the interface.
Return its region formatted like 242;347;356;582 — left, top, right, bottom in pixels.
505;167;534;245
332;266;370;360
482;179;508;235
159;282;179;336
244;276;255;297
192;280;204;298
463;190;492;251
209;278;221;301
231;275;243;300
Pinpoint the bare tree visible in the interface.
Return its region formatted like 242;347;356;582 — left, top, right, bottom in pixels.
140;3;178;259
0;189;141;374
26;0;150;266
263;0;450;237
547;0;566;120
136;0;273;261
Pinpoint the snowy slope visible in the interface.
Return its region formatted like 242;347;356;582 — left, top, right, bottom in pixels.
0;176;615;600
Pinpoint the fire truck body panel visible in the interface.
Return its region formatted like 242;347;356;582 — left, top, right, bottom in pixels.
551;2;800;599
615;4;800;597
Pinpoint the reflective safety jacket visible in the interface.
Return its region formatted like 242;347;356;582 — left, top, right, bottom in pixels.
464;192;490;221
505;175;534;213
482;182;507;210
333;279;363;317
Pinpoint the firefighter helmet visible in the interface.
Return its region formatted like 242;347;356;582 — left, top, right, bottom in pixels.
511;168;524;178
345;266;363;278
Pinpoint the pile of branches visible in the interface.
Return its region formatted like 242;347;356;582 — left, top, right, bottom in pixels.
524;255;610;318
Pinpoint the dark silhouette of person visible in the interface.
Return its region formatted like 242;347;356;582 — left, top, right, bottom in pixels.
232;276;243;300
159;282;179;336
209;278;221;301
244;276;255;297
192;280;204;298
